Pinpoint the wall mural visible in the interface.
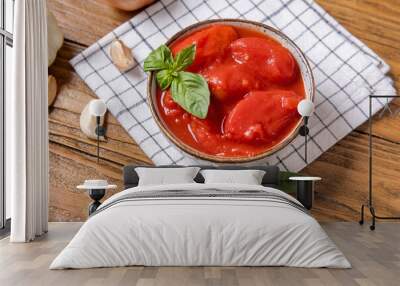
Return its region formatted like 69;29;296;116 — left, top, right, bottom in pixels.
47;0;400;222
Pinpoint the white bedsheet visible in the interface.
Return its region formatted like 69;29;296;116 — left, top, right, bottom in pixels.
50;183;350;269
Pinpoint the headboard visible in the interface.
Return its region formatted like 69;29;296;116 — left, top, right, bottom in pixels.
123;165;280;189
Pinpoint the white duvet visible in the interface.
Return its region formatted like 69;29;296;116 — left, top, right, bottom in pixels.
50;183;350;269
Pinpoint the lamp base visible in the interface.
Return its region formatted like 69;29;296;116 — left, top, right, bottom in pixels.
359;203;400;231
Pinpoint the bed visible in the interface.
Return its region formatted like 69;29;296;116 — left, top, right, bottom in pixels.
50;165;350;269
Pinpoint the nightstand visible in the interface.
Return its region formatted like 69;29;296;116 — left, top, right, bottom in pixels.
77;180;117;215
289;177;321;210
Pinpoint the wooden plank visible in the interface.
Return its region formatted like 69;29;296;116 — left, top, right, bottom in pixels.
308;131;400;221
316;0;400;142
47;0;400;222
47;0;134;46
48;41;151;221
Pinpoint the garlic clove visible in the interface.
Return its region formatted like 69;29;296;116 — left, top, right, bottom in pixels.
47;10;64;67
80;100;106;141
48;75;58;107
102;0;155;11
110;39;135;72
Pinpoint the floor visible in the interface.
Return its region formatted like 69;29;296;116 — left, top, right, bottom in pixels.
0;222;399;286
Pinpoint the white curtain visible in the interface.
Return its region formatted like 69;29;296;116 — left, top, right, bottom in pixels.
7;0;49;242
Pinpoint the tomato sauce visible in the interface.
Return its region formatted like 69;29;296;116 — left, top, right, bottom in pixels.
156;25;305;158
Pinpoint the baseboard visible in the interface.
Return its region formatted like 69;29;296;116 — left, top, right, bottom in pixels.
0;218;11;239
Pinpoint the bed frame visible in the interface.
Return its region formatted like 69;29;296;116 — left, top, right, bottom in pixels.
122;165;313;209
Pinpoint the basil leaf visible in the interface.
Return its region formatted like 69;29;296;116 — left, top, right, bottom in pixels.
143;44;173;72
173;44;196;71
156;70;174;90
171;71;210;119
143;43;210;118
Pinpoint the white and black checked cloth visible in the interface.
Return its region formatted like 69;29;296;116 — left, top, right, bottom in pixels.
70;0;396;172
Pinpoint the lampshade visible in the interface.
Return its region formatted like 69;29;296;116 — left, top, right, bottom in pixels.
89;99;107;117
297;99;314;117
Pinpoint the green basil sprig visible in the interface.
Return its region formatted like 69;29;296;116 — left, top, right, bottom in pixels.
144;44;210;119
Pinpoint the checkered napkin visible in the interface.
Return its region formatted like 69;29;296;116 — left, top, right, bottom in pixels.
70;0;396;172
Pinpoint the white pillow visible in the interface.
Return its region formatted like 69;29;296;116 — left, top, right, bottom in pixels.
200;169;266;185
135;167;200;186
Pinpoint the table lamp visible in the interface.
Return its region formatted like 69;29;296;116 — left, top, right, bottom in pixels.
297;99;315;164
89;99;107;163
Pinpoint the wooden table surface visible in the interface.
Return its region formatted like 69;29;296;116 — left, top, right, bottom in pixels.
47;0;400;222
